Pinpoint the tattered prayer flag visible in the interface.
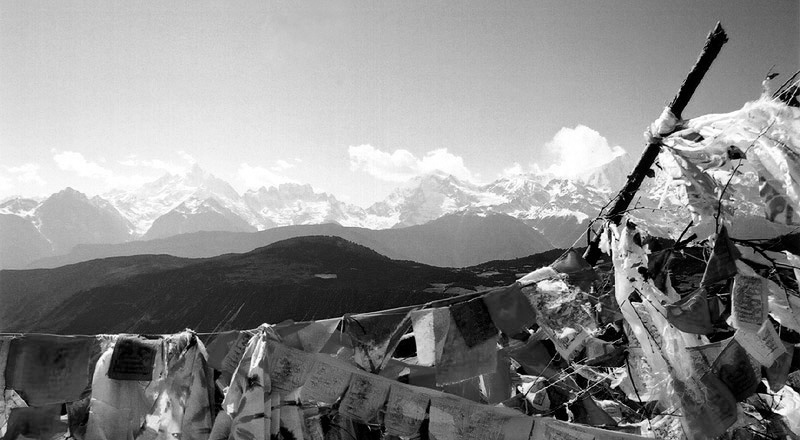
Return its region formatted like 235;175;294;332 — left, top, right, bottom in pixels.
570;395;617;427
410;308;449;366
345;310;410;372
731;274;769;331
108;336;160;381
269;342;315;393
480;352;513;404
541;325;588;362
551;249;599;293
428;394;474;440
205;331;240;372
4;405;66;440
302;408;325;440
734;321;786;367
518;266;559;287
687;339;725;377
464;406;533;440
766;342;795;392
482;283;537;336
5;335;94;406
712;338;761;401
674;373;738;440
279;403;305;440
665;288;713;334
531;417;594;440
436;312;497;386
648;249;675;293
300;357;352;405
220;331;252;374
339;372;392;423
701;226;741;286
450;297;498;348
505;336;560;381
297;317;340;353
384;383;432;437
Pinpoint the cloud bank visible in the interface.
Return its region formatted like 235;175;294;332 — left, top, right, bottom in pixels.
348;145;475;182
541;125;626;177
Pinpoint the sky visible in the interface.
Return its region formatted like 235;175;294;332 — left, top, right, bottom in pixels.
1;1;798;207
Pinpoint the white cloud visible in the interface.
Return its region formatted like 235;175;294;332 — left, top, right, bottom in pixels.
348;145;476;182
540;125;625;177
6;163;45;186
119;157;185;175
236;163;296;190
499;162;525;178
53;151;112;179
177;150;196;164
271;159;295;172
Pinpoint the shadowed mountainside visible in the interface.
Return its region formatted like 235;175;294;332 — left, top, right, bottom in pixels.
2;236;489;334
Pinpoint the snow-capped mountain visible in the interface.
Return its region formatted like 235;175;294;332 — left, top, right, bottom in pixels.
106;163;259;235
143;197;258;240
0;161;630;268
34;188;133;253
244;183;367;228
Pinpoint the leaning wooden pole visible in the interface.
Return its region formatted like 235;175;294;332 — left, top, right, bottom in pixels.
583;22;728;264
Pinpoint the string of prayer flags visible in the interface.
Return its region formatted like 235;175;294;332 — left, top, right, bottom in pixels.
701;226;741;286
449;297;498;347
410;307;449;366
731;274;769;331
108;335;161;381
345;310;410;372
338;371;392;423
482;283;537;337
665;287;713;335
4;334;95;406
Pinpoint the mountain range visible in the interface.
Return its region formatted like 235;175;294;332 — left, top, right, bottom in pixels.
0;158;633;269
0;236;568;334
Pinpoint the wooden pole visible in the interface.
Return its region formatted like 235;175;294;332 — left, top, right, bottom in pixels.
583;22;728;265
